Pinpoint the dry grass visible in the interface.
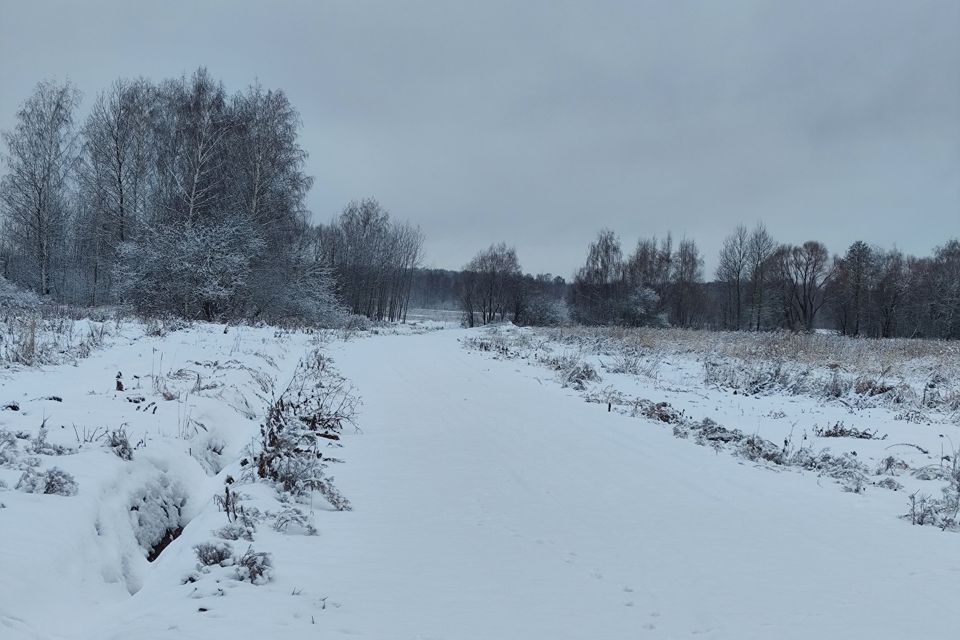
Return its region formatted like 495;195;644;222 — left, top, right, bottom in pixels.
542;326;960;376
0;310;114;367
469;325;960;414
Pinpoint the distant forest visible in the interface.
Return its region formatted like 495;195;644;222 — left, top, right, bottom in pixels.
421;228;960;339
1;70;957;339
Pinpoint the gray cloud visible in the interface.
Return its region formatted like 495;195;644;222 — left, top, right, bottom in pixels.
1;0;957;276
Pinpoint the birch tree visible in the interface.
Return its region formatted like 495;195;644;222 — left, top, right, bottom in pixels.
0;80;81;295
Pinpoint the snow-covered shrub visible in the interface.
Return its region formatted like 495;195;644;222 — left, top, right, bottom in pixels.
215;521;255;542
191;432;227;474
108;428;133;461
0;428;18;466
235;546;273;584
635;400;683;424
605;351;642;375
790;450;871;493
463;333;518;358
876;477;904;491
693;418;746;447
542;354;599;390
738;435;786;464
249;351;356;510
15;467;79;496
519;295;567;327
194;541;234;567
813;422;884;440
273;506;318;535
822;371;852;398
0;276;40;310
116;221;265;321
876;456;910;476
905;488;960;531
343;314;370;332
130;475;188;560
704;359;812;396
117;217;348;326
31;426;75;456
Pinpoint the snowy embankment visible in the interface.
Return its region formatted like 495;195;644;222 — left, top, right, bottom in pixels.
2;322;959;639
0;320;342;639
462;325;960;521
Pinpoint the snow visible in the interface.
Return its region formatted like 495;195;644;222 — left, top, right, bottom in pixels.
1;322;959;639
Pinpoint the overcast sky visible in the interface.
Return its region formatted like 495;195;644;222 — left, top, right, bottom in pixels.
0;0;957;277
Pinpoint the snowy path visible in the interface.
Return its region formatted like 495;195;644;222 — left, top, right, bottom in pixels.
318;329;960;639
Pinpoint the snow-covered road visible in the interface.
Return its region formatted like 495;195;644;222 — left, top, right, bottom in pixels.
316;329;959;639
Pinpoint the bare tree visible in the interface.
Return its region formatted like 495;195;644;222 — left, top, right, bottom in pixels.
154;68;231;225
670;238;704;327
314;198;423;321
716;224;750;329
460;242;522;325
871;248;907;338
776;241;836;331
0;80;81;295
747;223;776;331
830;240;873;336
570;229;625;325
77;78;154;302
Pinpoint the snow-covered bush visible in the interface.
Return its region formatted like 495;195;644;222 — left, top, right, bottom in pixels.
273;506;318;535
634;400;683;424
813;422;884;440
191;432;227;474
215;521;255;542
905;489;960;531
0;276;41;310
116;221;265;321
542;354;599;390
15;467;79;496
116;221;348;326
235;546;273;584
604;350;643;376
31;426;75;456
129;475;188;560
876;456;910;476
194;541;234;567
249;351;356;510
108;428;133;461
0;428;18;466
463;333;518;358
519;294;567;327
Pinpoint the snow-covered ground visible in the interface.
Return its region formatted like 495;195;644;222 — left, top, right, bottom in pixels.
2;321;959;639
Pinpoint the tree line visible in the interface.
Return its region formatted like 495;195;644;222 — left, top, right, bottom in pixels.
452;226;959;340
0;71;421;324
2;73;954;338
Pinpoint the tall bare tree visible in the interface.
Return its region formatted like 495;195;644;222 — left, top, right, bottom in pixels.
77;78;155;301
747;223;776;331
776;241;836;331
670;238;704;327
460;242;522;326
716;224;750;329
0;80;81;296
314;198;423;321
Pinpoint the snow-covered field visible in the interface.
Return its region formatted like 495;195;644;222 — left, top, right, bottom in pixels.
2;319;959;639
